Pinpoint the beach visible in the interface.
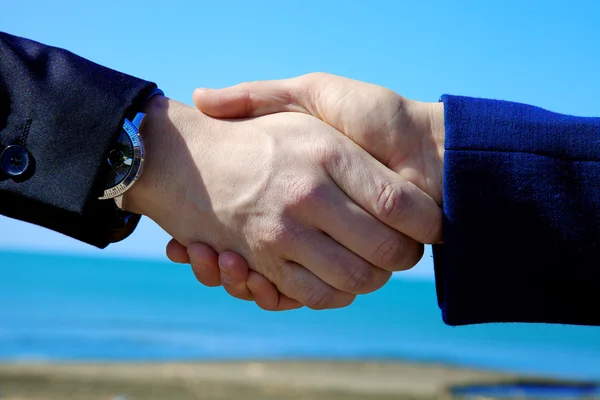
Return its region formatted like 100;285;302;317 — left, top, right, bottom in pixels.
0;360;517;399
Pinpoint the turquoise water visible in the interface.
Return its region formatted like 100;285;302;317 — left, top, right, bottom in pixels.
1;250;599;380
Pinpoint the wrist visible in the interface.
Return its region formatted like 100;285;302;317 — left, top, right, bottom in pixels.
121;95;215;225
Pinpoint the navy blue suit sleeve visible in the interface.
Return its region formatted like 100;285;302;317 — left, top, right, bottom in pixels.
432;95;600;326
0;32;157;247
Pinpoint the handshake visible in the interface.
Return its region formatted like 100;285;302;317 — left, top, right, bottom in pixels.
124;73;446;311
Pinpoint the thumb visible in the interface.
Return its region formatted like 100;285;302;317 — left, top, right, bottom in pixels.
192;78;310;119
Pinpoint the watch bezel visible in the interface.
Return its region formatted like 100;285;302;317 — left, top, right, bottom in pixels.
99;114;145;200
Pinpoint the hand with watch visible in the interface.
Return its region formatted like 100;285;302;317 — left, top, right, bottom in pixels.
96;91;442;311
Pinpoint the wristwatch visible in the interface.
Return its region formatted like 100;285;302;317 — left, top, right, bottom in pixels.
99;88;163;211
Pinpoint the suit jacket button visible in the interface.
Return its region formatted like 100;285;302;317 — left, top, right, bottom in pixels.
1;145;30;177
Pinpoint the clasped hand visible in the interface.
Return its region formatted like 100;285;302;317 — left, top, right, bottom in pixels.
132;73;445;311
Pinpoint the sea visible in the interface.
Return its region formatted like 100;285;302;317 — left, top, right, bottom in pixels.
1;250;599;381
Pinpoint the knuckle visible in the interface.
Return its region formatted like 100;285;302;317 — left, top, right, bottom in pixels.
304;286;335;310
295;73;328;106
373;234;406;271
280;223;308;245
374;183;410;223
287;177;331;213
264;221;309;253
265;259;286;287
230;81;254;116
304;72;329;82
319;144;345;169
237;81;254;96
343;264;374;293
237;81;252;91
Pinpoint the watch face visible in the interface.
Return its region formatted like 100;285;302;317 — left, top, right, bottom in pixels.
104;129;134;190
99;115;144;200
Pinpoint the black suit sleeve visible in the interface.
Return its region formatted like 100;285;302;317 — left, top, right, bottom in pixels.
0;32;157;248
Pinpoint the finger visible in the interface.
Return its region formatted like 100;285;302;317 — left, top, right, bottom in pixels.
219;252;300;310
325;141;443;244
305;180;424;272
284;228;392;295
192;78;309;119
187;243;222;287
166;239;190;264
219;251;254;301
274;260;356;310
218;252;302;310
246;271;303;311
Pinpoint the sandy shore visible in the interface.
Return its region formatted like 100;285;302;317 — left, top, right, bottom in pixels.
0;360;535;399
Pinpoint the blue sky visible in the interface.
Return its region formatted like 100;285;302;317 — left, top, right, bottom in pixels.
1;0;599;277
